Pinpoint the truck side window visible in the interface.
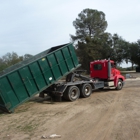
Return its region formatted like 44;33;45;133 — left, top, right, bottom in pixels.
111;63;116;68
93;64;102;70
111;63;114;68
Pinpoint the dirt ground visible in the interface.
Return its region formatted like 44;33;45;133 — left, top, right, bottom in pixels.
0;72;140;140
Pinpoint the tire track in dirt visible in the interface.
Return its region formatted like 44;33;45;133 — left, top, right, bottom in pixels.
101;91;125;140
81;91;123;140
102;85;140;140
52;91;120;140
103;85;140;140
93;81;140;140
119;87;140;140
56;88;137;140
102;89;134;140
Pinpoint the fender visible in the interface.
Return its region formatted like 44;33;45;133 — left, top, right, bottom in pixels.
114;75;125;87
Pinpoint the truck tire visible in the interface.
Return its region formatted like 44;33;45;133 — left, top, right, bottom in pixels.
80;84;92;98
116;79;123;90
64;86;80;101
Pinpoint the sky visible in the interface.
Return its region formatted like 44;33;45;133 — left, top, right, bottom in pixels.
0;0;140;67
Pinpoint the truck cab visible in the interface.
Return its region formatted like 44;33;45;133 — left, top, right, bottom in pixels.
90;59;125;90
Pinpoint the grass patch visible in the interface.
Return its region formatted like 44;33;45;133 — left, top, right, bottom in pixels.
22;125;34;132
19;120;39;133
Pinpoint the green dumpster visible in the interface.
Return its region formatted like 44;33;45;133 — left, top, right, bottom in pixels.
0;43;81;112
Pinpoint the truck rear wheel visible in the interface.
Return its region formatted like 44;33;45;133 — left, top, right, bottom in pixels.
64;86;80;101
116;79;123;90
80;84;92;98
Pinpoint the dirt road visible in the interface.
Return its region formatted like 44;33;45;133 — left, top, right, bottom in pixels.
0;74;140;140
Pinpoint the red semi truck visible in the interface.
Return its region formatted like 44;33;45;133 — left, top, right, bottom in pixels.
0;43;125;112
41;59;125;101
90;59;125;90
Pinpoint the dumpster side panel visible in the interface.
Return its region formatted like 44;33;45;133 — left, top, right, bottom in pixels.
29;62;46;90
0;96;4;106
68;44;79;66
8;72;29;102
62;47;74;70
55;50;68;75
38;58;55;84
19;67;38;96
47;54;62;80
0;77;19;111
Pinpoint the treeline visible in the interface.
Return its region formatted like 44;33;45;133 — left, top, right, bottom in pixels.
0;52;32;72
1;9;140;73
71;9;140;72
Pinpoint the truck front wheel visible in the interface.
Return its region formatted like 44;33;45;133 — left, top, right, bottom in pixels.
80;84;92;98
116;79;123;90
64;86;80;101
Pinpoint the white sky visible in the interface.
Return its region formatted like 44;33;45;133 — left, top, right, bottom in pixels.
0;0;140;67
